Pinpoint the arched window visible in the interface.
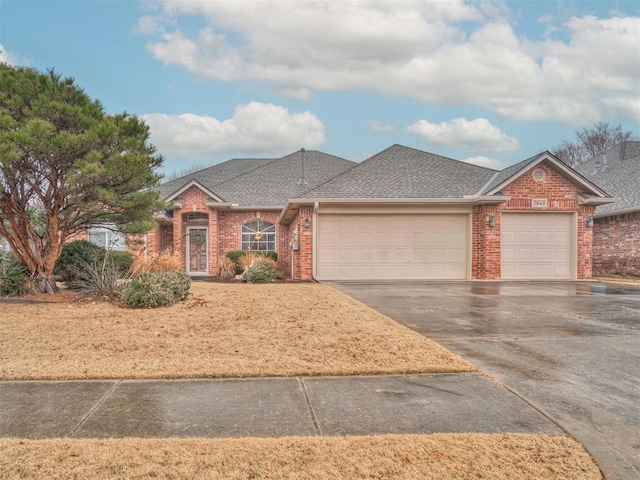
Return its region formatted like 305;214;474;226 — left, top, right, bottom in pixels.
185;212;208;222
241;220;276;251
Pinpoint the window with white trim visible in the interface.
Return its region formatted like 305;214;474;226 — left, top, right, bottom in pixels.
88;226;126;251
241;220;276;252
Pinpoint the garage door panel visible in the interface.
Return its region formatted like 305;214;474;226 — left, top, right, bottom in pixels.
318;214;468;280
502;213;572;280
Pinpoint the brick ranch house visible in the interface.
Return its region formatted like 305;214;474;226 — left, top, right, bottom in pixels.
575;141;640;277
135;144;613;281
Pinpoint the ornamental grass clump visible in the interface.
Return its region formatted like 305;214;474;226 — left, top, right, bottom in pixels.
121;271;191;308
215;257;236;280
130;251;180;276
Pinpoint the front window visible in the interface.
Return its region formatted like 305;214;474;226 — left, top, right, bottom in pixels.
241;220;276;251
88;226;125;251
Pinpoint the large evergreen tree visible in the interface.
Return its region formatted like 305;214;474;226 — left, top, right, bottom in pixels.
0;64;165;293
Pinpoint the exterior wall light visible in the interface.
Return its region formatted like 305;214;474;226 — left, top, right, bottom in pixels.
488;215;496;227
304;218;310;228
585;217;594;227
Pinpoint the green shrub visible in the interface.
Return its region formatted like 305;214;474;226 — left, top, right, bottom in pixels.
242;259;278;284
55;240;105;285
226;250;278;274
121;270;191;308
0;252;31;297
107;250;134;273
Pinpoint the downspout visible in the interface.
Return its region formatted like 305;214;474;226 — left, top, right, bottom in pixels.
312;202;319;281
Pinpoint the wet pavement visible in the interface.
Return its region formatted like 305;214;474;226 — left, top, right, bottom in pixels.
330;281;640;480
0;374;562;438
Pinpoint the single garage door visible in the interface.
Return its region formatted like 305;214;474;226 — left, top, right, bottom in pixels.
501;213;573;280
317;214;468;280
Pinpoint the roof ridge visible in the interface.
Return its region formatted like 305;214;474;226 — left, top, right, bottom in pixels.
392;144;500;173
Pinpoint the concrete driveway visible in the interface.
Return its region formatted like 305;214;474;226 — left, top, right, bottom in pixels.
329;281;640;480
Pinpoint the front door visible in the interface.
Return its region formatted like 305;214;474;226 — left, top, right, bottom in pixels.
187;227;208;275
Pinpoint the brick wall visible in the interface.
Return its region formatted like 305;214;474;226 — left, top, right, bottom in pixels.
217;210;290;275
472;161;595;280
472;204;501;279
289;206;314;280
593;212;640;277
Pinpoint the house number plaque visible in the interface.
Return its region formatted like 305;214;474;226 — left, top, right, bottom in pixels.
531;199;548;208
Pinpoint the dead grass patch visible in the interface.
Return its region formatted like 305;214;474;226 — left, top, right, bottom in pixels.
0;434;601;480
0;283;474;380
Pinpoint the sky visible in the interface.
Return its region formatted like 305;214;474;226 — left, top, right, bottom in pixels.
0;0;639;177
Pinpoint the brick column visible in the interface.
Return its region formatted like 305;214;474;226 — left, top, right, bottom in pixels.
577;205;595;279
297;206;314;280
172;207;184;270
208;209;218;275
473;205;501;279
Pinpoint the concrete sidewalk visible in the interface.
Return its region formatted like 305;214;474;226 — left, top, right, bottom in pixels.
0;373;562;439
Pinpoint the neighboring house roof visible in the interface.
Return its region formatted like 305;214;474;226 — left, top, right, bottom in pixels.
574;141;640;216
157;157;278;200
159;150;356;207
297;144;497;199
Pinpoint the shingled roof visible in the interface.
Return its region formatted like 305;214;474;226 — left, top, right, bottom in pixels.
574;141;640;215
297;144;497;199
158;157;277;200
158;150;356;207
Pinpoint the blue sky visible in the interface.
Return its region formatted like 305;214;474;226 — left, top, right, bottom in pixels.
1;0;638;177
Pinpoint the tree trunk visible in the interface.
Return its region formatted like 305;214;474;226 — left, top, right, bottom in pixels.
36;276;60;294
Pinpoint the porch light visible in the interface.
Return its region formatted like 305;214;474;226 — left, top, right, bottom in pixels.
488;215;496;227
304;218;310;228
585;217;594;227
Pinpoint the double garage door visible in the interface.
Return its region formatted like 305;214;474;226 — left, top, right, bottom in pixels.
317;214;468;280
316;212;574;281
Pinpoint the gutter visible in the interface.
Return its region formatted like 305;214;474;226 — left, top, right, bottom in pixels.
594;205;640;218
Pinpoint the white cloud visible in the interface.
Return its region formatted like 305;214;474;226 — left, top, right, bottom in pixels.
368;120;394;133
142;102;325;159
0;44;21;65
463;156;506;170
141;2;640;123
407;118;519;154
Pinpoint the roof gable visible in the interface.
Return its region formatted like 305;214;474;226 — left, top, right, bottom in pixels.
164;180;226;203
481;151;610;198
158;157;278;201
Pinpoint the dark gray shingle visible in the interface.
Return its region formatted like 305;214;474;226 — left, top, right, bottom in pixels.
210;150;356;206
158;158;278;200
298;144;497;199
574;141;640;215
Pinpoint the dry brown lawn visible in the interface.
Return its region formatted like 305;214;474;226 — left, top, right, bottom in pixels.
0;434;601;480
595;276;640;286
0;282;474;380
